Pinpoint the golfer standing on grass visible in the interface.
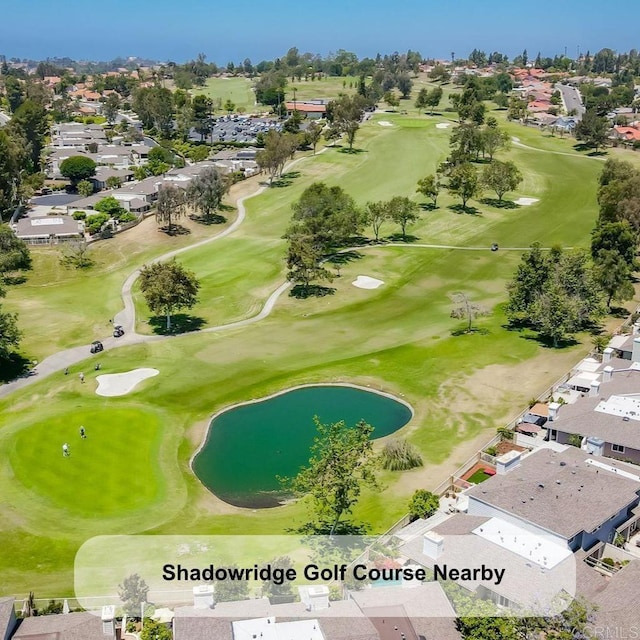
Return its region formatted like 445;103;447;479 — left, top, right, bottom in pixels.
79;372;85;383
79;426;86;439
62;443;69;457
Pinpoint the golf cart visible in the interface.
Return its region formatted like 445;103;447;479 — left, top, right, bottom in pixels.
491;243;499;252
113;325;125;338
90;340;104;354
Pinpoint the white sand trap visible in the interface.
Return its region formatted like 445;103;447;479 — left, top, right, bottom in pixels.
514;197;540;206
95;368;159;397
352;275;384;290
436;122;452;129
378;120;393;127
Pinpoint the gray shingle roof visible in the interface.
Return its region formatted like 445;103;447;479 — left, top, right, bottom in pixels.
12;612;107;640
553;369;640;449
0;598;15;640
465;447;640;538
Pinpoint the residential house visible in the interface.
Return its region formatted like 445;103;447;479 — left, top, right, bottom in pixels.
465;446;640;551
12;216;83;245
612;126;640;143
90;168;134;191
0;598;16;640
11;610;116;640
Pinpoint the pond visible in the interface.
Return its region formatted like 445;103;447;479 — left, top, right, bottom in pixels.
192;384;412;508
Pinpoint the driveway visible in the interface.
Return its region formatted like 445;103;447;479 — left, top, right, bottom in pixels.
30;194;82;207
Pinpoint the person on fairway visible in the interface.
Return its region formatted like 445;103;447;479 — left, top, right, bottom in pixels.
79;372;85;383
62;443;69;457
80;426;86;439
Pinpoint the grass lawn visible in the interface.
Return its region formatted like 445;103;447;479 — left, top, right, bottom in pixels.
466;469;493;484
194;77;256;112
1;107;637;597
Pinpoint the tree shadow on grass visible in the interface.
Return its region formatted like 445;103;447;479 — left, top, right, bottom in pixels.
520;332;579;350
148;314;206;335
338;147;367;154
270;171;301;188
0;353;33;383
608;305;631;319
449;204;481;215
419;202;438;211
158;224;191;236
587;150;608;157
2;274;28;285
290;284;336;299
189;213;227;225
480;198;520;209
327;250;364;266
451;327;491;337
387;233;420;243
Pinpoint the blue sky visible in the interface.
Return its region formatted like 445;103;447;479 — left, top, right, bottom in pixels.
0;0;631;63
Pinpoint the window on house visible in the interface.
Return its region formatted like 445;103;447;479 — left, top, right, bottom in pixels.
612;443;625;453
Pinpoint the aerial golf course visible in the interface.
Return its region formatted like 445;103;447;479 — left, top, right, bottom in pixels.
1;101;635;597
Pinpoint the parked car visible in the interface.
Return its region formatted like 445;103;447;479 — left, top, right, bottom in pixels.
90;340;104;354
113;325;125;338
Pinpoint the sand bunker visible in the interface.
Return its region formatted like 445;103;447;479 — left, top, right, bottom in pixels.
95;368;159;397
436;122;452;129
352;275;384;290
378;120;394;127
514;197;540;206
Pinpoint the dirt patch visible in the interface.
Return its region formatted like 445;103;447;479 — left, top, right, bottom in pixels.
496;440;527;455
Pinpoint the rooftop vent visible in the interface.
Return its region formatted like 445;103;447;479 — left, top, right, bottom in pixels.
623;417;630;422
538;483;545;488
560;461;567;466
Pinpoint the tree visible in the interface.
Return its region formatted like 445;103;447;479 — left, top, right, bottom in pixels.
286;234;333;293
224;98;236;113
262;557;295;600
140;619;170;640
388;196;420;240
480;125;509;161
256;130;298;184
85;212;110;235
60;156;97;185
118;573;149;618
594;249;635;309
60;240;93;269
417;174;441;207
0;128;27;218
328;94;367;151
408;489;439;521
383;90;399;110
281;417;379;535
186;166;228;222
450;291;489;333
424;86;443;115
214;565;250;602
0;300;21;361
481;160;522;201
448;162;480;208
138;259;200;331
396;73;413;99
0;226;31;279
288;182;363;251
591;220;637;267
77;180;93;197
103;93;120;125
530;279;581;347
106;176;122;190
155;184;186;233
9;99;49;168
506;243;551;323
364;201;389;241
94;195;128;220
305;121;323;154
415;88;429;111
576;108;609;152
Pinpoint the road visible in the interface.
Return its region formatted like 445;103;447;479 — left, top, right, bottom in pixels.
556;84;585;118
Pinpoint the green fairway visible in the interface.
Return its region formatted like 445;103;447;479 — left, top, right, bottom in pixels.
195;77;256;112
2;106;639;597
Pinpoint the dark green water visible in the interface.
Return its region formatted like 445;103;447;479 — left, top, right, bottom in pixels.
192;385;412;508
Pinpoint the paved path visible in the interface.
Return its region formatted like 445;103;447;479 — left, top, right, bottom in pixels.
0;142;572;401
0;152;319;399
511;136;605;161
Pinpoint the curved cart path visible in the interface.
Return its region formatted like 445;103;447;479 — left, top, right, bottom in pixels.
0;147;566;400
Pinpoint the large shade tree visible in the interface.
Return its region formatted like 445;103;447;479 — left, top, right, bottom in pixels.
138;259;200;331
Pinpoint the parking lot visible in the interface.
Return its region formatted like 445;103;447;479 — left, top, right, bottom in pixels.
188;116;283;144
